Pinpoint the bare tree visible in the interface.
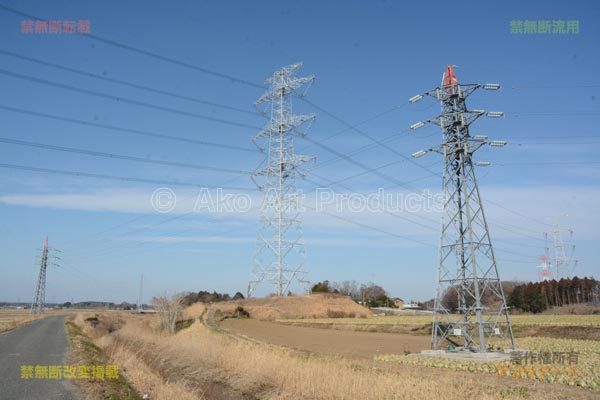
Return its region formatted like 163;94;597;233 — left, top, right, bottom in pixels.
332;280;361;300
152;293;185;334
359;283;387;303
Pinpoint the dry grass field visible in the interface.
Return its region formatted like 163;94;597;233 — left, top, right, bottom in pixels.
68;299;600;400
0;308;41;332
0;307;121;334
0;307;87;333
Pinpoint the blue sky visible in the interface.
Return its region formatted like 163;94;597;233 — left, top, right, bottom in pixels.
0;0;598;304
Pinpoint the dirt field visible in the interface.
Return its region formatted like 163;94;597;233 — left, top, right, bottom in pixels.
221;318;430;358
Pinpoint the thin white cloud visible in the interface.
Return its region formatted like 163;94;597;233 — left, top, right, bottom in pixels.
1;185;598;241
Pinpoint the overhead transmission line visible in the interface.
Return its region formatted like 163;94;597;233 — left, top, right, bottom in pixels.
0;2;550;259
0;49;259;117
0;136;253;175
0;163;257;191
0;68;260;130
0;3;265;90
0;2;568;233
0;104;257;153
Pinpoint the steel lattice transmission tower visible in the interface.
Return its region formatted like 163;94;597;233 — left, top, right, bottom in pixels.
248;62;316;297
536;254;552;281
31;236;50;314
137;273;144;312
546;219;577;279
409;66;515;352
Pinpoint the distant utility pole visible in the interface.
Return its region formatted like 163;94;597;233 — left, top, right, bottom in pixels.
248;62;316;298
31;236;49;314
137;273;144;312
409;66;515;352
546;219;577;280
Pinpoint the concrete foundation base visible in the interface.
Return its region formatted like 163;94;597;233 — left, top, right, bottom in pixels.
412;348;525;362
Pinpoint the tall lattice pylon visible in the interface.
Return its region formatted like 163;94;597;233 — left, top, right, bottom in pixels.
248;62;315;297
409;66;515;352
546;219;577;279
31;236;49;314
137;273;144;312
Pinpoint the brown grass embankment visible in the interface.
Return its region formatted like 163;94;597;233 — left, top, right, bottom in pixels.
66;316;141;400
213;293;371;320
72;304;599;400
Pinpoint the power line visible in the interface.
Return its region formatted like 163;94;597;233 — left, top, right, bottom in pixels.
0;49;259;117
67;210;199;259
301;135;435;192
0;104;257;153
486;199;552;227
312;125;438;171
494;238;545;249
297;104;405;152
0;136;253;175
0;68;260;130
0;3;265;90
56;214;150;249
305;174;439;231
511;140;600;145
496;258;532;265
300;97;441;178
495;248;536;259
488;222;546;242
55;166;250;254
510;84;600;89
496;161;600;166
2;3;545;239
59;224;252;282
303;203;436;248
0;162;257;191
487;217;546;236
502;134;600;140
511;111;600;117
316;159;433;187
0;3;563;269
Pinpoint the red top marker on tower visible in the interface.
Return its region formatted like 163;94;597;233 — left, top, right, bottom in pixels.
443;65;458;87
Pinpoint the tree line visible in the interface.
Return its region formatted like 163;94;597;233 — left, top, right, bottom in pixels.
508;277;600;313
311;280;402;308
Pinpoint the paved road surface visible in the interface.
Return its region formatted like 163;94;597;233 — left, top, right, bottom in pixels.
0;316;78;400
220;319;430;358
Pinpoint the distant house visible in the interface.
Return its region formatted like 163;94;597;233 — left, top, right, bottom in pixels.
391;297;404;308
